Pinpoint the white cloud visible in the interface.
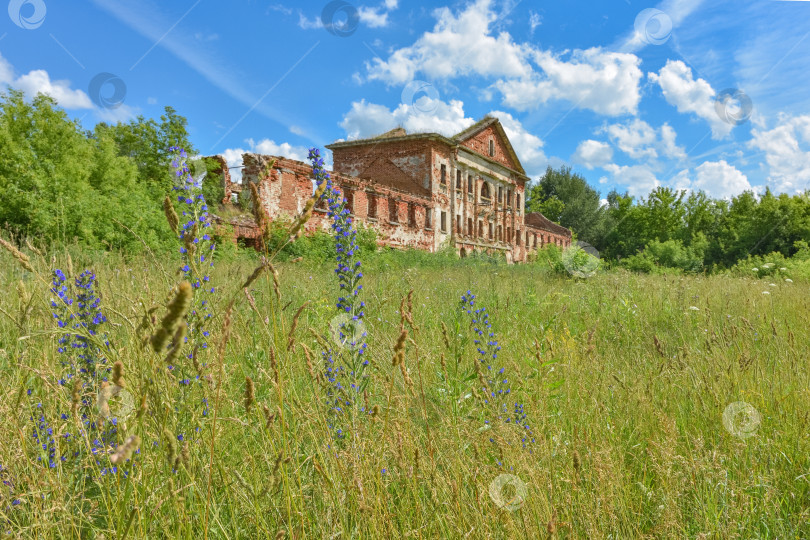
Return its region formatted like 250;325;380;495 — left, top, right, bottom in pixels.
249;138;310;162
648;60;732;139
573;140;613;169
605;119;658;160
529;11;542;34
496;48;643;116
364;0;531;85
660;123;687;160
339;97;474;140
220;139;313;184
0;53;93;109
748;114;810;193
299;0;399;31
604;163;660;198
297;12;321;30
601;119;686;161
692;160;751;198
361;0;643;117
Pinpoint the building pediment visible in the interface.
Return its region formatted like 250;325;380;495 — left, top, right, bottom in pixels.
452;116;526;176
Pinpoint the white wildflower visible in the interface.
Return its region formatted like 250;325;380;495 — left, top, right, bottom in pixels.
762;291;770;295
785;278;793;283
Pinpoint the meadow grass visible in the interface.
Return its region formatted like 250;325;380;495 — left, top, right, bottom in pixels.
0;244;807;539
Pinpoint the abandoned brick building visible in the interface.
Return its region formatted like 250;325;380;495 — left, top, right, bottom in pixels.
215;116;571;263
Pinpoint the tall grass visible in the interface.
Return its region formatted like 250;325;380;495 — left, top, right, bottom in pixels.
0;248;807;537
0;150;807;537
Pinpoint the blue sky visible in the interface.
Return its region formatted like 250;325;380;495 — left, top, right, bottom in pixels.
2;0;810;199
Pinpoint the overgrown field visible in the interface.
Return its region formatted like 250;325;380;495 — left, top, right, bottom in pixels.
0;246;807;539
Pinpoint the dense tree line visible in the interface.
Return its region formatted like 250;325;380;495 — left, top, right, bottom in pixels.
2;88;807;272
526;165;810;272
0;90;223;253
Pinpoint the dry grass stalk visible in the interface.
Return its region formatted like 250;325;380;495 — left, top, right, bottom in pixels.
244;376;255;414
112;361;125;388
0;237;33;272
286;301;310;351
163;196;180;235
653;335;666;358
241;262;268;290
440;321;451;351
150;282;192;354
111;435;141;464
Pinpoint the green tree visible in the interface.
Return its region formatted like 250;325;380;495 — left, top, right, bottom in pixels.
0;89;174;252
93;106;196;199
525;165;607;246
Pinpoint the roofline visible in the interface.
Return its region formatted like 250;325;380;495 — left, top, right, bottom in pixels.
326;132;454;149
327;129;530;182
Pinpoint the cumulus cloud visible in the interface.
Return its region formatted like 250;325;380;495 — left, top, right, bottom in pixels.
573;140;613;169
219;139;313;183
601;119;686;161
364;0;530;85
0;53;93;109
691;160;751;198
361;0;643;117
339;97;474;139
604;163;660;198
496;48;643;116
648;60;732;139
748;114;810;193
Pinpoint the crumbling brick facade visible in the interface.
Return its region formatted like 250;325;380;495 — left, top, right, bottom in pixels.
219;116;572;262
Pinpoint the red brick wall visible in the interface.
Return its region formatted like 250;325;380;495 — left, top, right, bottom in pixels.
219;147;569;263
458;125;519;171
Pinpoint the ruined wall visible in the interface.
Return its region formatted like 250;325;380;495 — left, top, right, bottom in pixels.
218;136;569;262
240;154;435;252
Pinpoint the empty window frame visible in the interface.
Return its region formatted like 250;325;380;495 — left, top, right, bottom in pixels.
388;198;398;222
367;193;377;218
344;190;354;214
440;211;447;232
440;164;447;185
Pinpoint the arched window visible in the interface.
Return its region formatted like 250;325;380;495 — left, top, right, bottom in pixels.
489;139;495;157
481;182;491;199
